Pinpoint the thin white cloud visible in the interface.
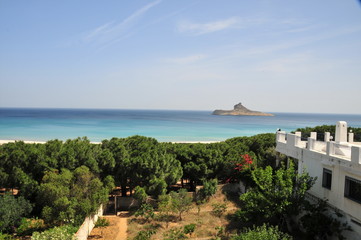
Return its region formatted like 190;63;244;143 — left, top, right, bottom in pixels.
165;54;207;64
178;17;241;35
83;0;162;45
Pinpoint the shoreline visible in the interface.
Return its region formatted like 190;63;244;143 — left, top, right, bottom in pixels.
0;139;220;145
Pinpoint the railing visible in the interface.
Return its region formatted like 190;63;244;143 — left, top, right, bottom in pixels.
313;141;327;152
276;131;361;165
334;143;352;158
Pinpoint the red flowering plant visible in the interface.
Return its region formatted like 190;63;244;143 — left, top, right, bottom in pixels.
226;153;255;185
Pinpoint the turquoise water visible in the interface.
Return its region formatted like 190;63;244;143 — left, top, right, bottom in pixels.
0;108;360;142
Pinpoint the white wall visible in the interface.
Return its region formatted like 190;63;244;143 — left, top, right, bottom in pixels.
75;205;103;240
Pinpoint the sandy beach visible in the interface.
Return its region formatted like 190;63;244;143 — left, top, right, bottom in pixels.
0;139;47;145
0;139;219;145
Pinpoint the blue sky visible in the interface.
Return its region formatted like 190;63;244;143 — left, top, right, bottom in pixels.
0;0;360;114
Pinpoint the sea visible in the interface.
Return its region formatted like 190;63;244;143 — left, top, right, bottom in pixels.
0;108;360;142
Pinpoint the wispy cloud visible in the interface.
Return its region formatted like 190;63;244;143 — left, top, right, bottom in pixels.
177;17;241;35
83;0;162;46
165;54;207;64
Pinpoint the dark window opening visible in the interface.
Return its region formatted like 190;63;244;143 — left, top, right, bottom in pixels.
322;168;332;190
345;177;361;204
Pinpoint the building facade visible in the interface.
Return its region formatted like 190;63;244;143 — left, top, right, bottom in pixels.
276;121;361;239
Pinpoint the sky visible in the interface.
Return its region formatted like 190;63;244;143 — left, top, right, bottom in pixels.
0;0;361;114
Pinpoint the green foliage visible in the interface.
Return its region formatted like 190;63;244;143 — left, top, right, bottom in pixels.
214;225;225;238
198;178;218;201
232;224;292;240
31;225;78;240
103;136;183;197
37;166;108;225
212;203;227;217
134;229;156;240
170;189;193;221
94;217;110;228
0;195;32;233
234;161;316;230
183;224;196;236
16;218;45;236
157;194;174;228
163;227;188;240
295;125;361;141
135;204;155;222
134;186;148;204
0;233;15;240
300;199;352;239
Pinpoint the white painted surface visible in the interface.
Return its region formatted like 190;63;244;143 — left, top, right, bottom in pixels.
276;122;361;239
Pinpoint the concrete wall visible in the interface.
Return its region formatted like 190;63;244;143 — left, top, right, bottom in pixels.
276;126;361;239
75;205;103;240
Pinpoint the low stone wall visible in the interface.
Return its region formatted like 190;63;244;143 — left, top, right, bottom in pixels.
75;205;103;240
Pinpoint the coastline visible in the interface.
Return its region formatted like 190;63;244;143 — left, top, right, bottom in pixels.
0;139;220;145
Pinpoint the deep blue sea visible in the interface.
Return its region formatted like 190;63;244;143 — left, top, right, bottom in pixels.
0;108;360;142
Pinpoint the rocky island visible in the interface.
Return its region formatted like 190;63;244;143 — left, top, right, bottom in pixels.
213;103;274;116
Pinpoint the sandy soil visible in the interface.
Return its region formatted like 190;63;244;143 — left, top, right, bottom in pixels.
88;213;128;240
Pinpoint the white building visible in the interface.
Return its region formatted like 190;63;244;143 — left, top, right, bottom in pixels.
276;121;361;239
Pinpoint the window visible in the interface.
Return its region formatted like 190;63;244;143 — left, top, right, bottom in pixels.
322;168;332;189
344;177;361;203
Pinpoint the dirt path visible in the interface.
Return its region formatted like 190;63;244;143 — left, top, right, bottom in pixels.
88;213;128;240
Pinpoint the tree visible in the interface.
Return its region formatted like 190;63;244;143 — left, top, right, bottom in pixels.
234;161;316;231
300;199;351;239
37;166;109;225
170;189;193;221
0;195;32;233
134;186;148;204
158;194;173;228
197;178;218;201
134;204;155;222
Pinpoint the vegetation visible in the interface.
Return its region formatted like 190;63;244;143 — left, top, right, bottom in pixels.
0;195;32;233
232;224;292;240
234;161;316;232
295;124;361;141
31;225;78;240
1;125;358;238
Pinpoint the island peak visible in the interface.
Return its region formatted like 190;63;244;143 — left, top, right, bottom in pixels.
213;103;274;116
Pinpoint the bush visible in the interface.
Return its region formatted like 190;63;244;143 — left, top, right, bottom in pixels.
232;224;292;240
16;218;45;236
94;217;110;228
135;204;155;222
163;227;188;240
31;225;78;240
134;229;156;240
0;195;32;233
0;233;15;240
212;203;227;217
198;179;218;201
183;224;196;236
134;186;148;204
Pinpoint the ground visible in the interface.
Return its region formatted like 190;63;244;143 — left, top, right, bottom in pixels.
88;184;240;240
88;214;128;240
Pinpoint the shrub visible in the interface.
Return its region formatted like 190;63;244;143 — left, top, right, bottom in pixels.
0;233;15;240
212;203;227;217
134;186;148;204
16;218;45;236
198;179;218;201
135;204;155;222
232;224;292;240
163;227;188;240
31;225;78;240
183;224;196;236
0;195;32;233
134;228;156;240
94;217;110;228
